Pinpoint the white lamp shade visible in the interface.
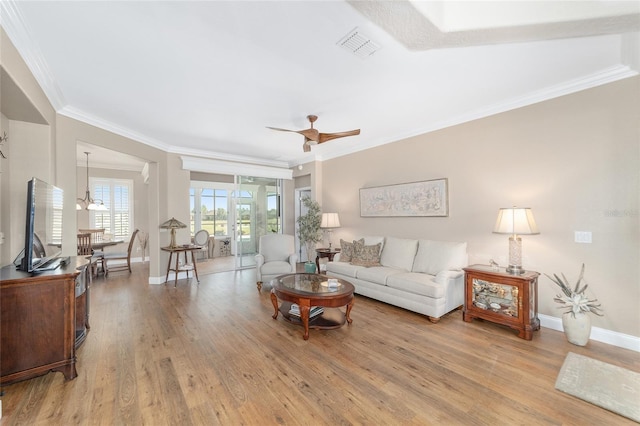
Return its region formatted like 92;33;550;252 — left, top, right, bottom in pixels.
493;207;539;235
321;213;341;229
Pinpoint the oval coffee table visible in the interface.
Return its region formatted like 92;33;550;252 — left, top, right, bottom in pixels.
270;273;355;340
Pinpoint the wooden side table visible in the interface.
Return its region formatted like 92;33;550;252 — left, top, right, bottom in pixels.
463;264;540;340
161;245;202;286
315;248;341;273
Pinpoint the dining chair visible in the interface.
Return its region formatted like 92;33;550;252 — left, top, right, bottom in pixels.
103;229;139;276
79;228;106;274
78;228;106;244
77;233;92;255
193;229;210;260
77;233;100;278
33;233;47;259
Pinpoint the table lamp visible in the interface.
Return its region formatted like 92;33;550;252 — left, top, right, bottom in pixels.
493;207;539;275
320;213;341;249
160;217;187;248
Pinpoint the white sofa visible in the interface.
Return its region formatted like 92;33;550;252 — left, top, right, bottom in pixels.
326;236;468;323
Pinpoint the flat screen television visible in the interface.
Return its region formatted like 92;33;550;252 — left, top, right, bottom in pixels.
18;177;64;272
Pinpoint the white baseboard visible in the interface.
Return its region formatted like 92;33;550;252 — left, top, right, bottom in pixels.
148;275;166;285
539;314;640;353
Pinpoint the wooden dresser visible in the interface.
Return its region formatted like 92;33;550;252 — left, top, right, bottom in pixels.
0;257;89;385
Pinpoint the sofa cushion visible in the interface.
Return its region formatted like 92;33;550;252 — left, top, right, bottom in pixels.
356;266;403;285
412;240;468;275
386;272;444;298
363;236;385;252
326;261;363;278
351;240;382;267
380;237;418;271
260;261;293;276
339;238;363;262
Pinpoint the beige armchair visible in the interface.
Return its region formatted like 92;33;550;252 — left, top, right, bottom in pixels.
255;234;297;291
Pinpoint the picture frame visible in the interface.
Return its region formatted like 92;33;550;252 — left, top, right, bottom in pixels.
359;178;448;217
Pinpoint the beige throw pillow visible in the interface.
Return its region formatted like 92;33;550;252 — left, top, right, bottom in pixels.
339;238;363;262
351;240;382;267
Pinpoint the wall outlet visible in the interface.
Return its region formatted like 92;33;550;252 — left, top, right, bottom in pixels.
574;231;592;243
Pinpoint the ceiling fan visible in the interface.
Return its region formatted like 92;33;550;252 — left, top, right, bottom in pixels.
267;115;360;152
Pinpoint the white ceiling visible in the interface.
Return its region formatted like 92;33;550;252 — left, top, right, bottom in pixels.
1;1;639;171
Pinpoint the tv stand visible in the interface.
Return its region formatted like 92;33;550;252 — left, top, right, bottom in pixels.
0;257;90;385
33;256;65;272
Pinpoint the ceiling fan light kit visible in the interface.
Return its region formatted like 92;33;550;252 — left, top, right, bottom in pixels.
267;115;360;152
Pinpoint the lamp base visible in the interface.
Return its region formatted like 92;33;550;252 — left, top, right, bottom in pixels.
506;265;525;275
506;236;524;275
170;229;178;248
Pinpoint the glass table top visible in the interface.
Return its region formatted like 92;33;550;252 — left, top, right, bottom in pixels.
272;273;353;296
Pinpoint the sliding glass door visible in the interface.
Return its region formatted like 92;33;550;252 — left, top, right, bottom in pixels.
234;176;282;269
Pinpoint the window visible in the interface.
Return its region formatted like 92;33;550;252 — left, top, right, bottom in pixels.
91;178;134;239
190;187;229;236
51;187;64;244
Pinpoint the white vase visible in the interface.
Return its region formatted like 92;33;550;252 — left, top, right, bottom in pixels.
562;312;592;346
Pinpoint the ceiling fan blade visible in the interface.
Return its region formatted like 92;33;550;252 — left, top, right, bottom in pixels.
266;126;297;133
270;116;359;151
318;129;360;144
299;128;319;141
267;126;319;141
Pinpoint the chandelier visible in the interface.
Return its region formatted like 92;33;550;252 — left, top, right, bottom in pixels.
76;151;107;211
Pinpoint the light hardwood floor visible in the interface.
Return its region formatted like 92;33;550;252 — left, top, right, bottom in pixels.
1;264;638;425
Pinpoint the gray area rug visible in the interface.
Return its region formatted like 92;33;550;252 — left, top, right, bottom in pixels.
555;352;640;423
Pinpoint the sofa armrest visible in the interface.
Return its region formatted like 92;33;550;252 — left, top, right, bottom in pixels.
332;253;341;262
288;254;299;269
436;270;466;311
255;254;265;281
434;270;464;284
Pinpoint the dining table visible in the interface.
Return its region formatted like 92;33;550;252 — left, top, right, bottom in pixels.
91;239;125;250
55;239;125;250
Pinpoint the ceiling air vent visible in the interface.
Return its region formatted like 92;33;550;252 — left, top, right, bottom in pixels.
337;27;381;59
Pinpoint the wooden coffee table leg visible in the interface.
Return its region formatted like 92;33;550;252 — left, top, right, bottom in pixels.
270;290;279;319
345;297;354;324
300;304;310;340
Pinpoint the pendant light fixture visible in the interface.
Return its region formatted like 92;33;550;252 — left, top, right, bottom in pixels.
76;151;107;211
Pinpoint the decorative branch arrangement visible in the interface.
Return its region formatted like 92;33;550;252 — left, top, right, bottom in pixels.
546;263;603;317
297;196;322;263
0;132;7;159
137;231;149;262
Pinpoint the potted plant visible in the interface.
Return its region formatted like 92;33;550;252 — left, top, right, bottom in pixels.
297;196;322;273
546;263;603;346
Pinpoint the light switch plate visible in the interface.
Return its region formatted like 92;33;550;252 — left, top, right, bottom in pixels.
575;231;592;243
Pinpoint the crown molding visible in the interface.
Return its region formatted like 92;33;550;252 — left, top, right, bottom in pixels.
622;32;640;72
319;63;638;162
0;0;66;110
181;155;293;180
61;105;292;170
78;160;146;174
169;145;291;170
60;105;173;152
